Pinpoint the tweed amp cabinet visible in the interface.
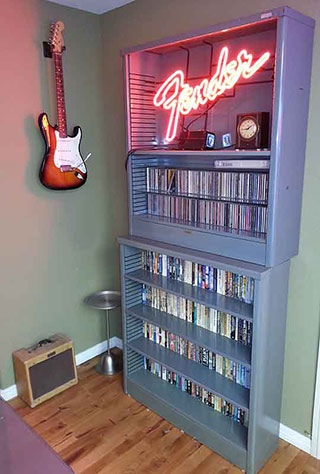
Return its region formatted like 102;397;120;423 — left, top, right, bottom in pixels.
13;334;77;408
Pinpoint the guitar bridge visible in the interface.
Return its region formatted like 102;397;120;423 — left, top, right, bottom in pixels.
60;165;73;172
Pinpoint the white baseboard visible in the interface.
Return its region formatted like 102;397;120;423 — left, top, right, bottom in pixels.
75;336;123;365
1;384;18;401
279;423;311;454
311;338;320;459
0;338;312;457
0;337;123;402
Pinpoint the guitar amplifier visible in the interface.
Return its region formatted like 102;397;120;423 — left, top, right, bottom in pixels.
13;334;78;408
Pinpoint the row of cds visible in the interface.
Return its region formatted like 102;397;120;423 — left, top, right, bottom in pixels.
142;250;255;304
147;194;268;234
143;321;251;388
146;167;269;204
144;357;248;425
143;285;252;346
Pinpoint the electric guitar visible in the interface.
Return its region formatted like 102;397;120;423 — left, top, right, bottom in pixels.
39;21;88;190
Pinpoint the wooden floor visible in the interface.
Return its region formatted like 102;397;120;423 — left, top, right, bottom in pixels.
10;357;320;474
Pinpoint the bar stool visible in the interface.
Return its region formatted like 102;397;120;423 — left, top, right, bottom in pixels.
84;290;122;375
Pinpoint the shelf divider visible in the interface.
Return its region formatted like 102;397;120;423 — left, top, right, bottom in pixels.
134;214;267;243
124;269;254;321
128;368;248;463
126;304;251;367
127;336;250;410
119;235;269;279
133;149;271;157
135;189;268;207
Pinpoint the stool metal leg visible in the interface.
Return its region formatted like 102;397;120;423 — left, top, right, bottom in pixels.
96;309;123;375
106;309;110;355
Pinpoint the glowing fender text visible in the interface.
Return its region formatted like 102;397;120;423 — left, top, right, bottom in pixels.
153;46;271;142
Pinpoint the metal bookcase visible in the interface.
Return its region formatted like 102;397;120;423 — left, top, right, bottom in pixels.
118;6;315;474
123;6;315;267
119;235;290;473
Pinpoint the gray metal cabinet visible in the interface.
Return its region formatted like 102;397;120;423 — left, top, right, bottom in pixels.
118;6;314;473
123;7;314;267
119;236;290;473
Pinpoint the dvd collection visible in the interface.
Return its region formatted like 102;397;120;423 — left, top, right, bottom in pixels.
145;167;268;234
144;357;248;425
143;321;251;388
138;249;254;426
142;285;252;346
142;250;255;304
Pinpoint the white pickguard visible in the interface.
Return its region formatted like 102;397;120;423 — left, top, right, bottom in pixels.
53;129;86;174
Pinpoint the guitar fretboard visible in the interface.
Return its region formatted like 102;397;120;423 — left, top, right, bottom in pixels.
53;52;67;138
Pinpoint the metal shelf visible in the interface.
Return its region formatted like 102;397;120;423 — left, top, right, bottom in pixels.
126;304;251;367
128;336;250;410
128;368;248;455
124;269;254;321
134;214;267;243
133;149;271;158
119;235;269;279
136;188;268;207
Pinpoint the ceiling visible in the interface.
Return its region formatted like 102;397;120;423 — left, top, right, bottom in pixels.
46;0;135;14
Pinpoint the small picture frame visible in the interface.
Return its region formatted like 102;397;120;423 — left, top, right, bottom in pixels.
205;132;216;149
222;133;232;147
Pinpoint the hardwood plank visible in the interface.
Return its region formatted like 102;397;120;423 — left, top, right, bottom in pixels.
282;450;310;473
260;442;300;474
97;421;186;474
80;415;169;474
170;446;237;474
189;450;236;474
62;406;160;471
8;357;320;474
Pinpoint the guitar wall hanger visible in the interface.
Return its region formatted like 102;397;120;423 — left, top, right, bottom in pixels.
42;41;66;58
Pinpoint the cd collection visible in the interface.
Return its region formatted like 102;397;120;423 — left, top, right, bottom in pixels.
146;167;268;203
145;167;268;234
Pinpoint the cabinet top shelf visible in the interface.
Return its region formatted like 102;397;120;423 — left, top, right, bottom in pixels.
132;149;271;158
121;7;314;55
119;235;270;278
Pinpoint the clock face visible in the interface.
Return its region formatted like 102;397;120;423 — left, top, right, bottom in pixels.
238;117;259;140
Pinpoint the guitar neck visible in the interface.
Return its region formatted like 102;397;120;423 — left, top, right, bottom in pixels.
53;52;67;138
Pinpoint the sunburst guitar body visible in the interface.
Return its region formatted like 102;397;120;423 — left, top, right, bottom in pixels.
39;21;88;190
39;113;87;190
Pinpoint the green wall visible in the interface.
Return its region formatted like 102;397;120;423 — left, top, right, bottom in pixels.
0;0;122;391
100;0;320;437
1;0;319;440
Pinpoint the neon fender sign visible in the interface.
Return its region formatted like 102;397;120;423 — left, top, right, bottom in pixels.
153;46;271;142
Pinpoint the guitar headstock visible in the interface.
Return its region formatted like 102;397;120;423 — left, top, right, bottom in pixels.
50;21;65;54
